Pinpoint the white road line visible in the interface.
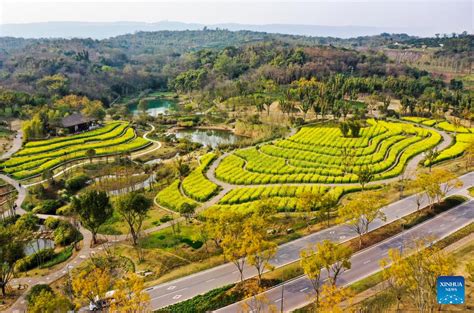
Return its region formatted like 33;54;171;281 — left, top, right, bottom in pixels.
206;278;216;283
299;287;309;292
274;298;282;303
172;294;182;300
363;260;371;264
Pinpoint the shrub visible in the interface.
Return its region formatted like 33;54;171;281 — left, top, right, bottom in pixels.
39;246;74;268
26;284;53;305
156;285;237;313
44;217;60;229
15;248;55;272
53;221;81;246
15;213;39;232
159;215;173;223
32;199;63;214
65;174;90;193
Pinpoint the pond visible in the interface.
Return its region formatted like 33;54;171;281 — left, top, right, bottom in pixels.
129;98;177;116
174;128;243;149
24;238;55;256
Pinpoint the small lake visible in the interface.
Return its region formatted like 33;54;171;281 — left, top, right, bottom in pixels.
174;129;243;149
129;98;177;116
24;238;55;256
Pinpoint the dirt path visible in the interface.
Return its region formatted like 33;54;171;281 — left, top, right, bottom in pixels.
0;124;163;313
202;122;453;207
0;120;23;160
22;124;161;188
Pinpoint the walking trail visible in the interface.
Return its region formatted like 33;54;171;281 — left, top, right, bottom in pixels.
0;120;459;312
1;124;161;313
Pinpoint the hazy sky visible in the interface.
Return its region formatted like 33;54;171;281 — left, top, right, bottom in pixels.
1;1;472;32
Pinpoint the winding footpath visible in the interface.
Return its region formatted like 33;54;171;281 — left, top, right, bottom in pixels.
0;132;97;313
1;124;162;313
204;122;453;207
0;120;465;312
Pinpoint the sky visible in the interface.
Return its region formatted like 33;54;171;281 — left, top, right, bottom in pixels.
0;0;472;33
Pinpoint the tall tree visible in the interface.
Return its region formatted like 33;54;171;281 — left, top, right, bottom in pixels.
0;226;25;296
72;266;112;306
300;245;325;309
296;191;321;228
380;240;455;312
115;192;152;246
318;284;350;313
357;165;374;190
315;240;352;286
424;148;440;171
71;190;112;244
337;191;387;248
110;273;150;312
86;148;96;164
138;99;148;114
220;212;248;282
245;216;277;285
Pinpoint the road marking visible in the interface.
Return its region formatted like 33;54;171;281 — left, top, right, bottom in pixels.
167;286;176;290
363;260;371;264
274;298;282;303
440;224;445;227
79;255;86;259
206;278;216;282
300;287;309;292
339;235;346;240
232;270;239;274
172;294;182;300
280;253;288;257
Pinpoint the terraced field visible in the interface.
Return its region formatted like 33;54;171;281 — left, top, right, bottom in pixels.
156;119;449;213
0;122;151;179
215;120;441;184
156;153;219;210
402;117;474;165
211;185;371;214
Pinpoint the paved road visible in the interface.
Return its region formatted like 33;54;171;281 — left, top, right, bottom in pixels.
0;124;162;312
217;198;474;312
146;172;473;310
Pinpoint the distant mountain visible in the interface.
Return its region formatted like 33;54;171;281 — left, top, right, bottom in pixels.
0;21;419;39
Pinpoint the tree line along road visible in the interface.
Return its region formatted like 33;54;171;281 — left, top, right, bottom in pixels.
146;172;473;310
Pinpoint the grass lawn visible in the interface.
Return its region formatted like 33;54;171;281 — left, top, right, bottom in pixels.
140;223;203;250
98;204;172;235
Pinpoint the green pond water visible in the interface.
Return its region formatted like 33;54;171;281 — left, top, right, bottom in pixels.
130;98;177;116
174;129;243;149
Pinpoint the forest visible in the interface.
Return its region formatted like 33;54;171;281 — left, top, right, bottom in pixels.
0;30;472;108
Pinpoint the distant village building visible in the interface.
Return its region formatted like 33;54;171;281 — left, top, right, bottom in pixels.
60;113;98;133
